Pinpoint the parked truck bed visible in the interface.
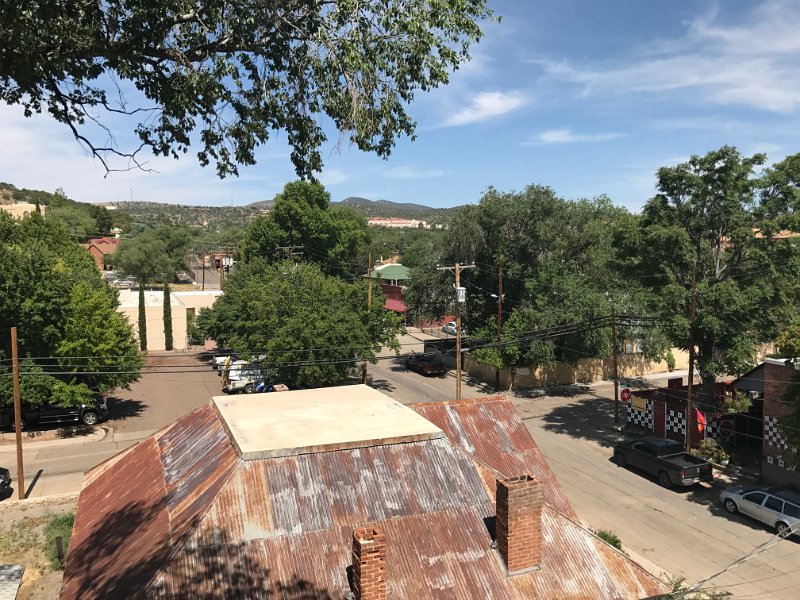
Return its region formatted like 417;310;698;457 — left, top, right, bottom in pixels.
614;437;714;488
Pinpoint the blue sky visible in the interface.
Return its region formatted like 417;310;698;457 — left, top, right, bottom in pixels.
2;0;800;211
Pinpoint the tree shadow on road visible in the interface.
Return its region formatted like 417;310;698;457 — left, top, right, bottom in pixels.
106;397;146;421
368;377;396;393
538;394;621;447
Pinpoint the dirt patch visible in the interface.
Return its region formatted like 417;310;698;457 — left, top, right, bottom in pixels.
0;494;78;600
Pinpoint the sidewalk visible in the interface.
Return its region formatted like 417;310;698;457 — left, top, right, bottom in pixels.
0;427;157;501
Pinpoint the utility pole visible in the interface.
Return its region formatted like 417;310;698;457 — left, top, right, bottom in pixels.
201;255;206;291
611;305;620;424
437;263;476;400
11;327;24;500
495;256;504;392
363;253;373;384
686;259;698;452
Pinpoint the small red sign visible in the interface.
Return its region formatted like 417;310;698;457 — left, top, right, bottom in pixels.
621;388;632;402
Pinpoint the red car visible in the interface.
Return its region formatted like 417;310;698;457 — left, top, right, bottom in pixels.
405;353;446;376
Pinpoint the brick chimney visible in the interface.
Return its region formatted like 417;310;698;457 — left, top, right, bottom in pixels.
352;526;387;600
496;475;542;574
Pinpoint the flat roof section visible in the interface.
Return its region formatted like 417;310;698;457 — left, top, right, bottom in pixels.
212;384;444;460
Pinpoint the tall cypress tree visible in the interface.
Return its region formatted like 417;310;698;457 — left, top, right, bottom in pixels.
163;280;173;351
138;283;147;351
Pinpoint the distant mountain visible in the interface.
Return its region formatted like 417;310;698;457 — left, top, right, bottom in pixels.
2;180;458;229
247;196;456;222
338;196;453;218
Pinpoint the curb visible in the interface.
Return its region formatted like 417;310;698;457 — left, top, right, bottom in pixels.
0;426;109;453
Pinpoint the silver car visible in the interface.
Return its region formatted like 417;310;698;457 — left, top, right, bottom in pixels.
720;486;800;538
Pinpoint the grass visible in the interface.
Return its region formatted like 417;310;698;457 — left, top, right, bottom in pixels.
0;511;75;573
43;513;74;569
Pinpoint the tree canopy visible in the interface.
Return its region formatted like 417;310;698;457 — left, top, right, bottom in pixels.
115;224;190;282
197;259;402;387
407;185;662;378
0;213;141;406
1;0;492;176
631;146;800;402
239;181;369;275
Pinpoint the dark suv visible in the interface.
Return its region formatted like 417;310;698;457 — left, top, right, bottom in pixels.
0;398;108;430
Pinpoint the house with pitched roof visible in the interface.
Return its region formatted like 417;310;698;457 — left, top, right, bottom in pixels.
81;237;121;270
61;387;667;599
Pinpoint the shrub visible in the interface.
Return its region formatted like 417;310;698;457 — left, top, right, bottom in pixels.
43;512;75;569
665;351;676;371
692;439;730;465
592;529;623;551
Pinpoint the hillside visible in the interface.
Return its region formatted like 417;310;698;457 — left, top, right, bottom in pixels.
2;181;457;229
338;197;456;221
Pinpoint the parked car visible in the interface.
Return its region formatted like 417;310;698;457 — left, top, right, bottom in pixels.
720;486;800;538
111;278;134;289
0;467;10;491
613;437;714;488
223;361;268;394
405;352;446;376
442;321;463;336
0;398;108;430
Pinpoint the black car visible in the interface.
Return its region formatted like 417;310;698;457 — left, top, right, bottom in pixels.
0;398;108;430
0;467;10;491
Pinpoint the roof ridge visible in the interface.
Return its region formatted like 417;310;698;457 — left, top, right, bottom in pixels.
410;395;510;408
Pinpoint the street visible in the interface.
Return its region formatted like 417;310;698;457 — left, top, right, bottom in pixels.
2;342;799;598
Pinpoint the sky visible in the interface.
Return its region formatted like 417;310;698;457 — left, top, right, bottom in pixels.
2;0;800;211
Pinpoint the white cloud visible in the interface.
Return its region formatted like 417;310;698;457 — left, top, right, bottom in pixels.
318;168;350;186
528;128;623;144
535;2;800;113
383;166;445;179
444;91;527;126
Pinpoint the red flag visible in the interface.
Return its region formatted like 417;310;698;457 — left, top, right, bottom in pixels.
695;408;707;432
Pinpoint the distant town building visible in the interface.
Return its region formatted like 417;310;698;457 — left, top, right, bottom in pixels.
81;237;121;270
367;217;428;229
0;202;46;219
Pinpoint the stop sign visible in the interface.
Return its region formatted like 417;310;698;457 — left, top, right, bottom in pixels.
621;388;631;402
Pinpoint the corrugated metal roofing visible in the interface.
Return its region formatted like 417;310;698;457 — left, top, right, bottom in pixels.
150;506;665;600
412;396;576;518
62;393;668;600
61;405;240;600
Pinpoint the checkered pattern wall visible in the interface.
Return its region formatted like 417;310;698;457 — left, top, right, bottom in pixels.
627;399;654;430
764;415;788;450
666;409;686;435
706;418;735;443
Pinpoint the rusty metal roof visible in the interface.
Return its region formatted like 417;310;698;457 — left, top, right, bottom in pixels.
412;395;576;518
61;405;239;600
150;507;665;599
62;393;667;600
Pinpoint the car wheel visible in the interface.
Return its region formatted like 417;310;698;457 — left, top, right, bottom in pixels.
658;471;672;488
614;451;627;467
82;412;99;426
723;499;738;514
776;521;791;538
244;383;254;394
8;418;25;432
